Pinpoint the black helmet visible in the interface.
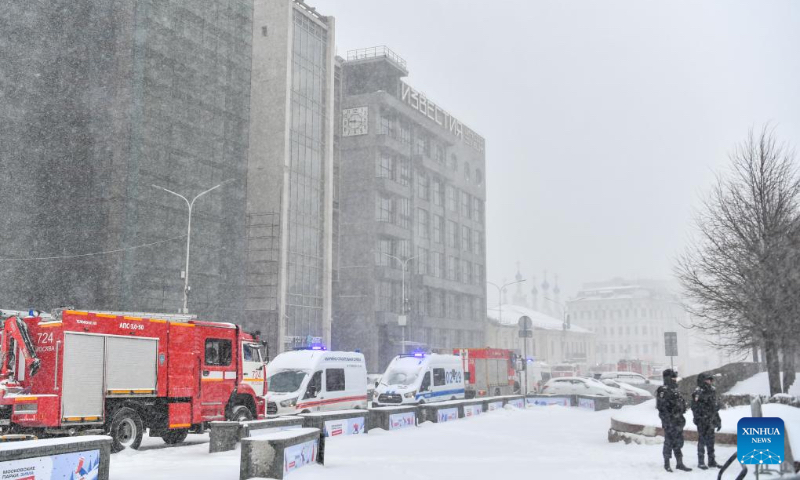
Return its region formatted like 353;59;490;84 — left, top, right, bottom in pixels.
662;368;678;380
697;372;714;385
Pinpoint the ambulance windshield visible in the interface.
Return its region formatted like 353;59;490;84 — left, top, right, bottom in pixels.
267;369;308;393
382;358;422;387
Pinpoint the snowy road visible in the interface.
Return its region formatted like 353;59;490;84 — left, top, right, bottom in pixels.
110;406;737;479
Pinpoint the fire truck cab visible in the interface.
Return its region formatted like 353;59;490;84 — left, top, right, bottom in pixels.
0;309;267;452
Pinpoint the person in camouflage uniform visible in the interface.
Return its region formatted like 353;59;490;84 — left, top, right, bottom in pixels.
657;369;692;472
691;372;721;469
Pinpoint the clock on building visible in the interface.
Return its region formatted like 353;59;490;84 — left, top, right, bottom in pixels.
342;106;368;136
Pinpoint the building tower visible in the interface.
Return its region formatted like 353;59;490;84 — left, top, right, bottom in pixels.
333;46;487;371
541;270;551;316
531;276;539;311
511;262;528;307
247;0;336;354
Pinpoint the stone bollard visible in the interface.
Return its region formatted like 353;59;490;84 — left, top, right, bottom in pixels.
0;435;111;480
577;395;610;411
503;395;526;409
418;401;462;423
240;427;323;480
210;421;242;453
240;416;305;440
484;397;505;412
368;406;419;431
461;399;484;417
299;410;369;437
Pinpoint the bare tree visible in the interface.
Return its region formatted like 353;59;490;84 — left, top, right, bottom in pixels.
676;127;800;396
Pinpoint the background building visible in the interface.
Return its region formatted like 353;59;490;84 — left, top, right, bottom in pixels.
1;1;252;319
333;47;487;372
567;279;691;374
246;0;335;355
486;304;596;367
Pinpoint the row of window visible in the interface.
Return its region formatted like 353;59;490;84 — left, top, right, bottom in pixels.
417;210;483;254
601;343;656;355
596;325;667;336
376;153;485;224
376;281;483;322
574;308;678;321
375;237;485;285
378;109;484;186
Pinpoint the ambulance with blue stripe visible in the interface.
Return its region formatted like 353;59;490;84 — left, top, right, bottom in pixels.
373;353;465;406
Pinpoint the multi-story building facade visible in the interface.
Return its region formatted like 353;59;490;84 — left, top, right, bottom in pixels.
247;0;335;355
567;279;692;373
1;1;252;319
333;47;487;371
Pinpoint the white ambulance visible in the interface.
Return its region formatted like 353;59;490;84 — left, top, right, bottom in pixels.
373;353;465;406
264;349;368;415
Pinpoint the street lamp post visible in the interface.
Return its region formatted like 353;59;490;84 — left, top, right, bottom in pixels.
487;279;526;392
381;253;420;353
152;180;232;314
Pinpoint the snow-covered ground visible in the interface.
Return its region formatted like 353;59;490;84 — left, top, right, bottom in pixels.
110;406;737;480
727;371;800;396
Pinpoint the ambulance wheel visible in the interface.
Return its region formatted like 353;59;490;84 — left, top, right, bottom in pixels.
230;405;253;422
108;408;143;452
162;429;189;445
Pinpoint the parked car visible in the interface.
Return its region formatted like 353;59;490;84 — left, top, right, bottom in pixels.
541;376;628;408
601;379;653;404
599;371;651;385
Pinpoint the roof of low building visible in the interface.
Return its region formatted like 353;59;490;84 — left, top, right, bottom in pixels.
487;304;591;334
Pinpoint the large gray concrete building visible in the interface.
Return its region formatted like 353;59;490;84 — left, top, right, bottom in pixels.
246;0;335;355
0;1;252;319
333;47;488;371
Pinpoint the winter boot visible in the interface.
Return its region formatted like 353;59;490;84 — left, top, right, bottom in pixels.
664;458;673;472
698;454;708;470
707;457;720;468
675;457;692;472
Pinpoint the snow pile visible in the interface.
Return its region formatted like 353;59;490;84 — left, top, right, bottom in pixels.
110;407;736;480
727;371;800;396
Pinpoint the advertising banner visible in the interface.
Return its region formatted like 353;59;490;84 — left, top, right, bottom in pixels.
0;449;100;480
737;417;785;465
437;408;459;422
487;401;504;411
527;396;571;407
463;404;482;417
283;439;318;474
389;412;416;430
578;398;596;410
507;398;525;409
324;417;365;437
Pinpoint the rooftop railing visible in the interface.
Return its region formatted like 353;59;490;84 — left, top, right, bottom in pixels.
346;46;407;70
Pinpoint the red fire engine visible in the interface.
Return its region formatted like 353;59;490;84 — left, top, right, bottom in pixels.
454;348;517;398
617;359;650;375
0;309;267;452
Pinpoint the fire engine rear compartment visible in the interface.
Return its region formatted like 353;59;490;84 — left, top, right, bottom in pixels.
61;333;158;422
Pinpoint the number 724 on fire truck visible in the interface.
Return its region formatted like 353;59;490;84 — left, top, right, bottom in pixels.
0;309;268;452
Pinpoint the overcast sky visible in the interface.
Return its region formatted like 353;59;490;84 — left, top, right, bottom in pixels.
315;0;800;304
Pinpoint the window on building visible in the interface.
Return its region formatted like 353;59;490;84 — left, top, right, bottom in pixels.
379;110;395;138
376;152;394;179
414;136;426;156
399;122;411;145
461;225;471;252
430;252;443;278
475;168;483;185
464;163;471;182
472;197;483;223
395;238;410;259
398;158;410;186
447;255;458;280
432;178;444;206
449;154;458;171
473;231;482;254
376;281;395;312
417;208;430;239
416;247;428;275
461;191;471;218
474;264;484;285
642;325;647;334
446;185;458;211
416;171;429;200
434;144;445;164
446;220;459;248
376;195;393;223
397;198;410;228
461;259;471;284
433;214;443;243
375;238;392;266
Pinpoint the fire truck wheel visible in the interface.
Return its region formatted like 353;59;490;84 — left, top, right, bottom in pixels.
494;388;501;396
108;408;144;452
162;429;189;445
230;405;253;422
